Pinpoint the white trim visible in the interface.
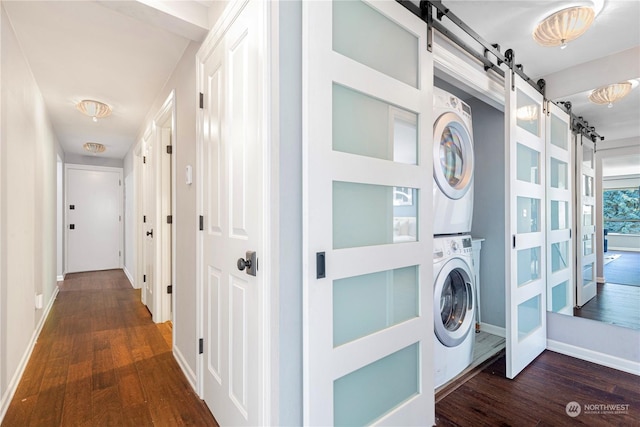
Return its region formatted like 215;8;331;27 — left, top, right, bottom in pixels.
0;286;59;421
480;322;506;338
56;275;64;282
608;246;640;252
546;340;640;376
123;266;135;288
597;276;606;284
174;345;197;391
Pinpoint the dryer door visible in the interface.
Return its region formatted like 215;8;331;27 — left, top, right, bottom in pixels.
434;257;474;347
433;112;474;200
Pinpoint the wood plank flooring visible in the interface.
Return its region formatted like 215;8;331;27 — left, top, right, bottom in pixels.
574;282;640;330
436;350;640;426
2;270;218;427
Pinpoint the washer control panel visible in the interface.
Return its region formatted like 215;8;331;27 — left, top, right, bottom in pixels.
434;235;473;257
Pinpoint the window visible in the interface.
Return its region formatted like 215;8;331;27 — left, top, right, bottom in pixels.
603;187;640;234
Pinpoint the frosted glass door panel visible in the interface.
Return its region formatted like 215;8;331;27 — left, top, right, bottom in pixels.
517;247;541;287
583;144;594;169
333;266;418;346
333;0;418;88
517;295;541;340
516;90;540;136
583;204;594;227
551;281;569;313
551;241;569;273
550;114;568;149
517;197;540;233
583;234;594;256
583;263;594;287
583;175;593;197
550;158;568;189
333;181;417;249
550;200;568;230
333;84;417;163
516;143;540;184
334;343;418;426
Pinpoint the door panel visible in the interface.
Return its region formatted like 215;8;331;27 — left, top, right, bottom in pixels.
546;102;573;315
303;1;433;425
143;137;155;315
576;137;597;306
505;72;547;379
199;1;264;425
66;165;122;273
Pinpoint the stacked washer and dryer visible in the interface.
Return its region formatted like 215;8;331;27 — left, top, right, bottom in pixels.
432;87;477;388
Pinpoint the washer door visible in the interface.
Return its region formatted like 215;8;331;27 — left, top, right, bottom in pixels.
434;258;474;347
433;112;474;200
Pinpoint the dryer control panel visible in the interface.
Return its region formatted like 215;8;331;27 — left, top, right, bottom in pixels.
435;236;473;257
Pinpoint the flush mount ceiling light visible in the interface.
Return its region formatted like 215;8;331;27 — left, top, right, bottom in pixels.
83;142;106;154
516;105;538;122
533;6;595;49
588;82;633;108
76;99;112;122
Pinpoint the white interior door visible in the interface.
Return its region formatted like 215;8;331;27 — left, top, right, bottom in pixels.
505;72;547;379
303;1;434;425
576;136;597;306
66;165;122;273
198;0;265;425
545;102;573;315
160;127;173;321
143;140;155;316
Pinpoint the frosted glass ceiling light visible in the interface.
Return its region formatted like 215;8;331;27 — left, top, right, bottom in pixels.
516;105;538;122
588;82;633;108
83;142;106;154
533;6;595;49
76;99;112;122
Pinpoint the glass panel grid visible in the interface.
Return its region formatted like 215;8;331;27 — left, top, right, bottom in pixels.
333;266;418;347
516;143;540;184
334;343;419;426
550;158;568;189
516;90;540;136
583;263;594;287
333;0;418;87
551;281;569;313
551;241;569;273
518;295;541;340
333;181;418;249
550;200;568;230
583;234;594;256
517;197;540;233
550;114;568;150
517;247;541;287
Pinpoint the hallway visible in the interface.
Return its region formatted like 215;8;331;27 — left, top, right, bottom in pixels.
2;270;217;426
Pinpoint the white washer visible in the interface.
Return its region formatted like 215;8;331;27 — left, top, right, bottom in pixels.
433;234;475;388
433;87;474;235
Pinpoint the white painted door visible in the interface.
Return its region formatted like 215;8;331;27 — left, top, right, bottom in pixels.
160;127;173;321
505;72;547;379
198;0;265;425
303;1;433;425
66;165;122;273
545;102;573;315
576;136;597;306
143;140;155;316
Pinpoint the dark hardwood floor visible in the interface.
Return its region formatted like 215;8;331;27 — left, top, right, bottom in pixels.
574;282;640;330
436;350;640;426
2;270;218;427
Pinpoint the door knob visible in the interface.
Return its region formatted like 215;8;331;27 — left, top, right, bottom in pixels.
146;229;153;237
237;251;257;276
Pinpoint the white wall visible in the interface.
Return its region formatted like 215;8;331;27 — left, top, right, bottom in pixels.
128;40;202;386
0;4;59;418
123;152;136;285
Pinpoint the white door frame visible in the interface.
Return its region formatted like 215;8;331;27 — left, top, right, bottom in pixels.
195;0;276;424
133;138;144;291
64;164;123;274
150;91;177;324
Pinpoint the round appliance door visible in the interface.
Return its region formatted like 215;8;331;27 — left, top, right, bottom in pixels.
433;112;474;200
434;257;475;347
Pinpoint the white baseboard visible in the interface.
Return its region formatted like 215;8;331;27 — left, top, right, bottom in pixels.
480;322;506;338
56;274;64;282
123;266;136;288
173;345;197;392
608;246;640;252
547;339;640;376
0;286;59;422
597;276;606;284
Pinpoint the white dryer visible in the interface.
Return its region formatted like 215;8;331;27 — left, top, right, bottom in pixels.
433;87;474;235
433;234;475;388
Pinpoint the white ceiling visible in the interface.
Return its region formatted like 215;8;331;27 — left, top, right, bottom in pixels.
3;0;640;163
